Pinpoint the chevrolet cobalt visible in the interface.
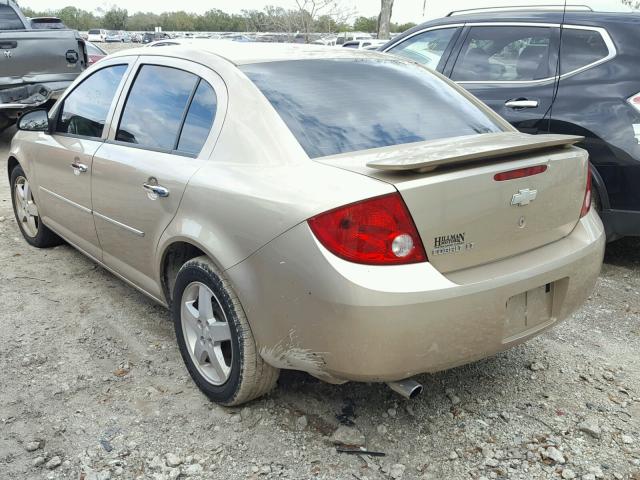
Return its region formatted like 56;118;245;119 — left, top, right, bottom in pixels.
8;42;605;405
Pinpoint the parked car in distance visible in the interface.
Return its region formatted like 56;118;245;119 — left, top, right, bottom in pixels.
311;35;338;46
382;7;640;240
130;32;142;43
7;42;604;405
105;30;126;42
144;38;199;48
0;0;87;130
335;31;373;45
86;41;107;65
142;31;169;44
87;28;107;42
342;39;386;49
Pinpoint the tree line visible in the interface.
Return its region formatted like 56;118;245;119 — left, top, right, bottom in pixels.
19;5;416;34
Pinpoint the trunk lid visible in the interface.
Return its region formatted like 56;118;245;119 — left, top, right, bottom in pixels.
318;132;588;273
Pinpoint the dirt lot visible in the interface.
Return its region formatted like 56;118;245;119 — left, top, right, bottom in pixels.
1;58;639;479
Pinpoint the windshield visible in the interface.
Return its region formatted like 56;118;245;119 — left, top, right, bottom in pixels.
241;58;502;158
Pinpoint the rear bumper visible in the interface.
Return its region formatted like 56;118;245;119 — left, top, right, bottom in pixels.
0;81;70;112
227;210;605;383
601;208;640;238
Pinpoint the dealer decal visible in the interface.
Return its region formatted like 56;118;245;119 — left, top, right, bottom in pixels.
432;232;475;256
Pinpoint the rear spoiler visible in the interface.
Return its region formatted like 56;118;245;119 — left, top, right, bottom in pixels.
365;132;584;172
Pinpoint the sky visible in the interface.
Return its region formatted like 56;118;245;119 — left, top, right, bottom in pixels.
19;0;631;24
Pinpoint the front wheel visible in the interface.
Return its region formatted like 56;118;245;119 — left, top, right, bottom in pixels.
10;165;62;248
172;256;279;405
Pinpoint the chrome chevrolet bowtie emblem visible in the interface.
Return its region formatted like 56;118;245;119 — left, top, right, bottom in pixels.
3;50;12;58
511;188;537;206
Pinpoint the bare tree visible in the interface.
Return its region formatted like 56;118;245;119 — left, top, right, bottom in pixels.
294;0;355;41
621;0;640;8
378;0;394;40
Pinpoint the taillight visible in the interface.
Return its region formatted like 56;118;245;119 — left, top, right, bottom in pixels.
628;92;640;113
308;193;427;265
580;164;592;218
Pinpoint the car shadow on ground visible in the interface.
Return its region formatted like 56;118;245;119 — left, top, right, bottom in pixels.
604;236;640;268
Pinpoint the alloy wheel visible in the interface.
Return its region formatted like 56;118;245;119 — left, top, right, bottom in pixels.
14;176;39;238
180;282;233;385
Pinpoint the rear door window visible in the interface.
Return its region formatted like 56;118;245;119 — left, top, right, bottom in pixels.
0;4;24;30
177;80;217;155
452;26;554;82
560;28;609;74
116;65;198;150
56;64;128;138
242;59;501;158
388;28;458;70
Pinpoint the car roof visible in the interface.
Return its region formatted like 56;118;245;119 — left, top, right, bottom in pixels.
109;40;389;66
385;10;640;49
399;10;638;33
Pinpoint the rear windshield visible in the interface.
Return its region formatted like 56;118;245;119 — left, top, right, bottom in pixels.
88;29;101;34
241;59;502;158
30;18;65;29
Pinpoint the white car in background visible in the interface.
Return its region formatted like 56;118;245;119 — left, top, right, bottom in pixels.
342;39;387;50
144;38;206;48
335;31;372;45
87;29;107;43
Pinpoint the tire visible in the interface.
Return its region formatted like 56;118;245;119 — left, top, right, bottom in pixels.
172;256;279;405
10;165;62;248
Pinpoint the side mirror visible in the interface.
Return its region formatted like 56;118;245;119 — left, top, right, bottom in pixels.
18;109;50;132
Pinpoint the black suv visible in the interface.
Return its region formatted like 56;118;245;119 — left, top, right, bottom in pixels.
383;7;640;239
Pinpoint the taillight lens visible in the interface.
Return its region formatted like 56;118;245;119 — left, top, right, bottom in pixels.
580;164;592;218
308;193;427;265
628;92;640;113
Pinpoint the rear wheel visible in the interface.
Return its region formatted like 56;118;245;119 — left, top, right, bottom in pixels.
10;165;62;248
172;256;279;405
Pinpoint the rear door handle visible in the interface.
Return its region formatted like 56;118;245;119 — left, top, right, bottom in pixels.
71;161;88;175
505;99;539;109
143;183;170;199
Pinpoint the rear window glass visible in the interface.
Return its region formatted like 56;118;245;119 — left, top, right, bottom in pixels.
177;80;217;155
241;59;501;158
0;4;24;30
30;18;65;29
88;29;101;34
560;29;609;74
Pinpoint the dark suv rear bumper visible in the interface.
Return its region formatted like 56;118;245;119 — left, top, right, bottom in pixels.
601;209;640;239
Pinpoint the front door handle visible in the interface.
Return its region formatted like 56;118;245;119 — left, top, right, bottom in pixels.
505;99;539;109
143;183;170;199
71;161;88;175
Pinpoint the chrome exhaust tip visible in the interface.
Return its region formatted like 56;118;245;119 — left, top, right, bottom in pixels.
386;379;423;399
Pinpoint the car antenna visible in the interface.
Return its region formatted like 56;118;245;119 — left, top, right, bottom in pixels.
543;0;567;132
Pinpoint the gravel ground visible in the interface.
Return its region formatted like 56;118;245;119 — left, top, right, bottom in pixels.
1;65;640;479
